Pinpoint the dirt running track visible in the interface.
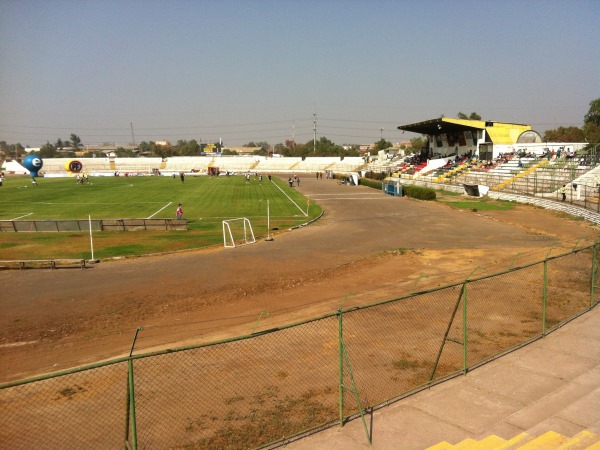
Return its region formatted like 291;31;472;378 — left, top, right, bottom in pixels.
0;176;598;382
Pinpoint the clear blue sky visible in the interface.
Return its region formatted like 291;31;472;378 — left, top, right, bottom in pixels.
1;0;599;148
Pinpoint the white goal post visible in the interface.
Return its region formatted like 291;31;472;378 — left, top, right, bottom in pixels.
222;217;256;248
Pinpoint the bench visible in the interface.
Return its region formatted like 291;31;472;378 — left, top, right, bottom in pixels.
0;259;87;270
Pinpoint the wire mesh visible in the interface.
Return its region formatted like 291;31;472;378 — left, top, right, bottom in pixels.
132;316;338;449
0;362;128;449
341;286;465;415
546;249;594;330
466;263;544;367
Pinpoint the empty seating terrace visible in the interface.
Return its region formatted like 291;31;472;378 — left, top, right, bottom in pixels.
253;157;302;172
163;156;211;172
114;157;162;173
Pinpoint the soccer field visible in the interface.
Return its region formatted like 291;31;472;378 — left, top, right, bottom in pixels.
0;175;321;259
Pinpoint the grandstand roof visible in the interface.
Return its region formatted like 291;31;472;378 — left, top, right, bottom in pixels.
397;118;532;145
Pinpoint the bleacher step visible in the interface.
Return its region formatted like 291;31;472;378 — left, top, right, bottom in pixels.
426;430;600;450
514;431;569;449
490;432;534;449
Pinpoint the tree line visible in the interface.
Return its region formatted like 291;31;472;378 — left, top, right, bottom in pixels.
2;98;598;160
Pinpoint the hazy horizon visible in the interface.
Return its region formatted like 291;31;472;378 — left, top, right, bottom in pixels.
1;0;598;148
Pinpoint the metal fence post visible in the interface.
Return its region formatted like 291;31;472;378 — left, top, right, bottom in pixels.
543;260;548;336
338;309;344;427
127;359;138;450
591;244;598;308
462;282;468;374
125;327;142;450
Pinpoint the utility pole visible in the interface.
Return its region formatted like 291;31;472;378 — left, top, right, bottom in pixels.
130;123;136;146
380;127;384;141
313;110;317;154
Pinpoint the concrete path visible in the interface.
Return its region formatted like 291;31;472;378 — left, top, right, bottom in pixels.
284;306;600;449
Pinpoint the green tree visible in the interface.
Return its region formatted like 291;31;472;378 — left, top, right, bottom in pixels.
543;126;585;142
39;142;57;158
373;138;393;152
115;147;137;157
458;112;481;120
409;137;427;153
583;98;600;145
69;133;82;149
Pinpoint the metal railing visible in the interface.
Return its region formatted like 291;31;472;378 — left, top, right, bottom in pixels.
1;244;598;449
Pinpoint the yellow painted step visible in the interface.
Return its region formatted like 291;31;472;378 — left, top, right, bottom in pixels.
426;441;455;450
490;432;533;449
453;438;478;448
557;430;600;449
464;435;506;449
519;431;569;450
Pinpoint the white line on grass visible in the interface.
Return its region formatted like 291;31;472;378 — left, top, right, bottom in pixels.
12;213;34;220
147;202;173;219
271;183;308;217
310;197;390;201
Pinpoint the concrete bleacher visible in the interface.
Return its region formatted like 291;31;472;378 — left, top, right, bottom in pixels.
332;156;367;173
163;156;212;172
40;157;113;174
426;430;599;449
114;157;162;173
295;157;340;172
253;157;303;172
210;156;259;172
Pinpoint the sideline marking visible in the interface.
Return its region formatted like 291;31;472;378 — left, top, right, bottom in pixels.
272;182;308;217
147;202;172;219
11;213;34;220
311;197;390;201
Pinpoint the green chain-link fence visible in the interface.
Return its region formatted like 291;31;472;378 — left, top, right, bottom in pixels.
1;244;598;449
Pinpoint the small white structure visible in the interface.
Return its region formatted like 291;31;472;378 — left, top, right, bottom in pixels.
3;160;29;174
463;184;490;197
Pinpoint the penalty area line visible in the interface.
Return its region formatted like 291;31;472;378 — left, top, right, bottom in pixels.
272;182;308;217
147;202;172;219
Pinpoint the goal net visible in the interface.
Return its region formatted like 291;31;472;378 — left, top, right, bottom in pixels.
222;217;256;248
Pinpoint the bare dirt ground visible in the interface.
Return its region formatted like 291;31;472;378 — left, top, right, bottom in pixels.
0;176;598;383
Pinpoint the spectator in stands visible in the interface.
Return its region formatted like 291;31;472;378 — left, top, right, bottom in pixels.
176;203;183;220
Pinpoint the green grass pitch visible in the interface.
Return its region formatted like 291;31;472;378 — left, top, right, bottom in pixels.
0;175;321;259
